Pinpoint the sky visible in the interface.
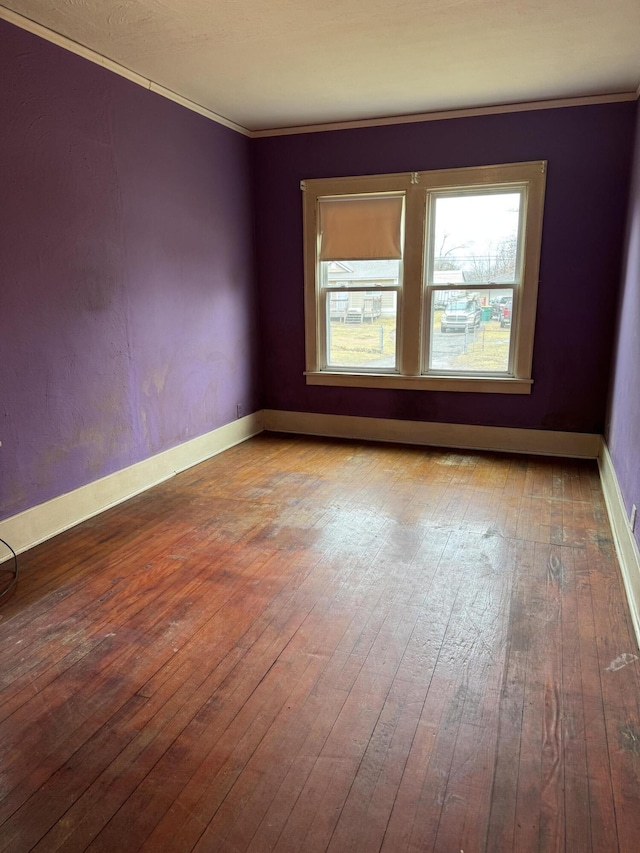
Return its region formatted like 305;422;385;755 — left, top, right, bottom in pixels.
432;191;522;263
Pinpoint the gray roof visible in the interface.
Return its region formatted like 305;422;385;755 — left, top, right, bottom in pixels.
327;260;400;283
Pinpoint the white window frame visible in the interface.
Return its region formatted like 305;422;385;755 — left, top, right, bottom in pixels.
302;161;546;394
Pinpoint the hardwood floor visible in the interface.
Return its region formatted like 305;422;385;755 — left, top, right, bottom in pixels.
1;433;639;852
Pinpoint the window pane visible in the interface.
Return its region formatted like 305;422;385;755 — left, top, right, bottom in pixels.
430;191;522;284
429;289;512;373
327;291;397;370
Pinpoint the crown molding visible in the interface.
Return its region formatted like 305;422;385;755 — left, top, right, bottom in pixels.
2;5;637;140
0;5;250;137
252;92;639;138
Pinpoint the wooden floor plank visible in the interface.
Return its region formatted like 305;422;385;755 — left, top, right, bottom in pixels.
0;435;638;852
432;536;515;852
559;545;593;853
484;538;535;851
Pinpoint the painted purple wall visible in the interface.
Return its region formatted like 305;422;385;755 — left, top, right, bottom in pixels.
253;103;636;433
0;20;260;520
607;103;640;549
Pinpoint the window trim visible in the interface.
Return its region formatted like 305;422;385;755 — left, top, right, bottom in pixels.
302;161;546;394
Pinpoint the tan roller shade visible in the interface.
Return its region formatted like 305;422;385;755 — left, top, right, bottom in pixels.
319;195;404;261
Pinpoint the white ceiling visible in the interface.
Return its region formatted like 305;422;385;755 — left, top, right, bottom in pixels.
2;0;639;132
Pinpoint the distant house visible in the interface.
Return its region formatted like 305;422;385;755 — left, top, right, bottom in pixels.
325;262;515;318
432;270;513;307
327;261;397;321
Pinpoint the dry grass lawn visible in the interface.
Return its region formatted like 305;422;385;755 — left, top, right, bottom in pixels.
327;312;511;372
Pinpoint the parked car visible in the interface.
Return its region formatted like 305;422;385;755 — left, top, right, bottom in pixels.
441;299;481;333
500;298;513;328
490;295;512;320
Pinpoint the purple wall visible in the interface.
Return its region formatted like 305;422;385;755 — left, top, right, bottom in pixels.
607;104;640;549
1;14;637;527
253;103;636;433
0;20;260;520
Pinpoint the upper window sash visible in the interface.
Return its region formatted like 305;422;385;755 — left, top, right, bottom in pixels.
425;185;527;288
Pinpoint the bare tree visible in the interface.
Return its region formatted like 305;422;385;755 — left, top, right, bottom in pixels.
463;236;517;282
433;234;468;271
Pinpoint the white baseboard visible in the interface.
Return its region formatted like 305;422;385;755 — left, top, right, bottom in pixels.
0;408;604;566
0;412;264;559
263;410;601;458
599;441;640;651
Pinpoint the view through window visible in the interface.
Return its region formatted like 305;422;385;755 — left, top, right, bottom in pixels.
324;260;399;370
427;190;523;375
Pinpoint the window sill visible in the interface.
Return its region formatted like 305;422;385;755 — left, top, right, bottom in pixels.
304;371;533;394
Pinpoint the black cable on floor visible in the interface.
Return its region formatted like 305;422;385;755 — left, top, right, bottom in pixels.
0;537;18;600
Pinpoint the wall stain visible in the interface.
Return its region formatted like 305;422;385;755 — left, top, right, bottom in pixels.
142;364;170;397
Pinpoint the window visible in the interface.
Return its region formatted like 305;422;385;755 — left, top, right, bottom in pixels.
302;162;546;393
